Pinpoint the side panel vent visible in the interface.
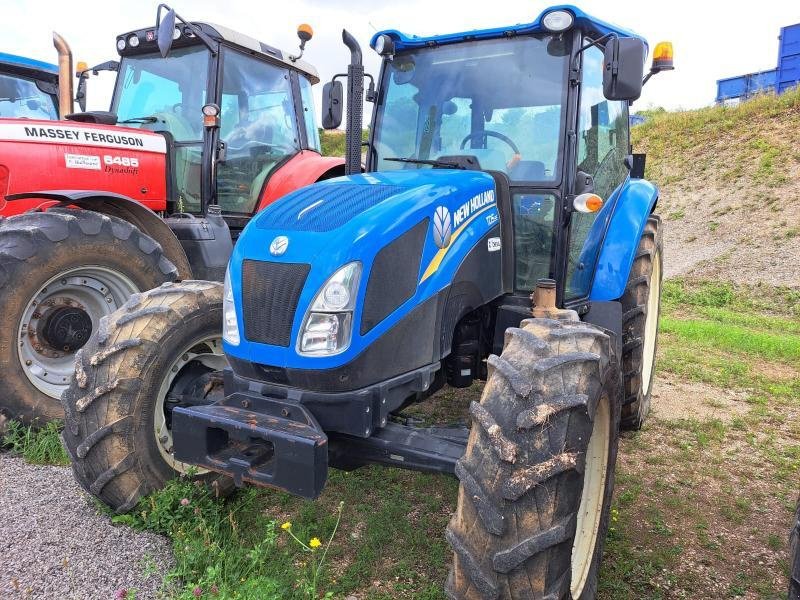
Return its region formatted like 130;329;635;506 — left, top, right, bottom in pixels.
360;219;429;335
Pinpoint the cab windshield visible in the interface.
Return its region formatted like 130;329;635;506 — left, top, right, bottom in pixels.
373;35;569;183
112;46;209;141
0;72;58;119
112;46;209;212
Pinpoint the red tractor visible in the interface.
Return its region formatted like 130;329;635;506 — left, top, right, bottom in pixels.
0;6;345;428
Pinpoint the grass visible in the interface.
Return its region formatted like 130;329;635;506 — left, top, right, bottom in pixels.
319;128;369;158
111;466;456;599
598;279;799;599
2;419;69;465
632;86;800;186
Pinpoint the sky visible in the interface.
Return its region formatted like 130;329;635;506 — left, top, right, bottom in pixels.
4;0;798;119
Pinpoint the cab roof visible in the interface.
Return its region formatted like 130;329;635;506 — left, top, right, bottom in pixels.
0;52;59;81
116;21;319;83
371;5;647;52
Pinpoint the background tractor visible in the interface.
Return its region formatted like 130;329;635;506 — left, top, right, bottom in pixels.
0;6;345;429
63;5;672;598
0;49;60;120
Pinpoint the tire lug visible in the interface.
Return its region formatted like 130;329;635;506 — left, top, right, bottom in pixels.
159;435;168;444
61;279;67;285
25;360;32;366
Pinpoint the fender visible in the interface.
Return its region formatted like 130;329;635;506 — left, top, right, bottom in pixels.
589;178;659;301
257;151;346;212
5;190;192;279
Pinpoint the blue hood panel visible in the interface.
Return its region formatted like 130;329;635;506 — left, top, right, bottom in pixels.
255;182;408;233
225;169;500;370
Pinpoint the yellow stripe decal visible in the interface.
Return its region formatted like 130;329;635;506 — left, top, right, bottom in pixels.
419;204;496;283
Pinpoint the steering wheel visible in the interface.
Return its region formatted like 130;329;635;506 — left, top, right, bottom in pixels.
460;130;521;155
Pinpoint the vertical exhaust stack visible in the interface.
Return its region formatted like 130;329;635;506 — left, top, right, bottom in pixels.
52;32;74;118
342;30;364;175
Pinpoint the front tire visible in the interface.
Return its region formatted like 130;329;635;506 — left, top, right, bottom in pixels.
61;281;228;512
620;215;663;431
0;209;178;427
446;317;619;599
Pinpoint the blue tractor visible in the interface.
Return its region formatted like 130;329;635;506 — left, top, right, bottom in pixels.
63;6;673;598
0;51;60;119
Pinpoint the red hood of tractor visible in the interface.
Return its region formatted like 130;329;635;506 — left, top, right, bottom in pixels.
0;118;168;216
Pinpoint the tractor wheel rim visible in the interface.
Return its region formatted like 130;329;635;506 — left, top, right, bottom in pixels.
17;266;138;399
153;334;225;475
571;394;610;598
641;250;661;397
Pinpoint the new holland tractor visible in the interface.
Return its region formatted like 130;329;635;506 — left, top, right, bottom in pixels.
0;6;345;429
0;50;60;119
63;5;672;597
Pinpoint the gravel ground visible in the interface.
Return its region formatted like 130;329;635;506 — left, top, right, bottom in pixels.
0;453;174;600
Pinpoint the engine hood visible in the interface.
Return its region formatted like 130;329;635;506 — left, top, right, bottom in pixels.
228;168;500;370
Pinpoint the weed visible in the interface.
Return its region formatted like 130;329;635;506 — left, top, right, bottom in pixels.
2;420;69;465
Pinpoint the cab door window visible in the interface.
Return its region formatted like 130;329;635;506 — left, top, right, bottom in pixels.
217;49;300;215
565;44;630;299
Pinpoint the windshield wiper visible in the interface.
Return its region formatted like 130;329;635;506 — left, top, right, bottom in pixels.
384;157;465;169
121;116;158;124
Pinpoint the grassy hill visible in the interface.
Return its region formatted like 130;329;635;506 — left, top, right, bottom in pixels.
632;89;800;289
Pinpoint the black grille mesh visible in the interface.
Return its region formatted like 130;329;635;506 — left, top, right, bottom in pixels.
242;260;310;347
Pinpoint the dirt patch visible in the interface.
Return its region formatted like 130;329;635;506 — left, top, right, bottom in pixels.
651;374;751;422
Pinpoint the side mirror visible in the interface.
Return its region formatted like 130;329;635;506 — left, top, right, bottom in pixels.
157;8;177;58
322;80;344;129
602;37;645;101
574;170;594;195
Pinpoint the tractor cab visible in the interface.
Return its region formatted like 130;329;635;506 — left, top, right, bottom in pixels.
110;16;323;228
365;9;671;306
0;52;59;119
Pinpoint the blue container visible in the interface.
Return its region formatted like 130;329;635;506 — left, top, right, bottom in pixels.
715;21;800;102
777;23;800;93
716;69;777;102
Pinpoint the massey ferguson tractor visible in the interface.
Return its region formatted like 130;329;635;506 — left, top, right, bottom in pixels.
63;6;672;597
0;6;345;429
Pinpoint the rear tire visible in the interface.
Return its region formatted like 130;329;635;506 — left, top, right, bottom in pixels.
620;215;663;431
446;317;619;599
0;209;178;427
61;281;229;512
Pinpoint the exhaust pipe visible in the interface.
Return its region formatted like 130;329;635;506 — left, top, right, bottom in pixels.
341;30;364;175
52;32;74;118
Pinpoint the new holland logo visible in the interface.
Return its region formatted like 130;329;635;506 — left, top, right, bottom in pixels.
269;235;289;256
433;206;452;249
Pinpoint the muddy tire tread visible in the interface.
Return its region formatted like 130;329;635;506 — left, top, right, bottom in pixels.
61;281;223;511
446;318;619;600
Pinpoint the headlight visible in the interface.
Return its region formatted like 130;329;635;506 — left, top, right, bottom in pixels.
298;262;361;356
222;267;240;346
541;9;574;33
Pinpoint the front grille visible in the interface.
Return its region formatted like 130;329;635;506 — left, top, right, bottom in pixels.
242;260;310;347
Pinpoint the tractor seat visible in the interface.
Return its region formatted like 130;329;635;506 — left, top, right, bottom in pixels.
509;160;546;181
